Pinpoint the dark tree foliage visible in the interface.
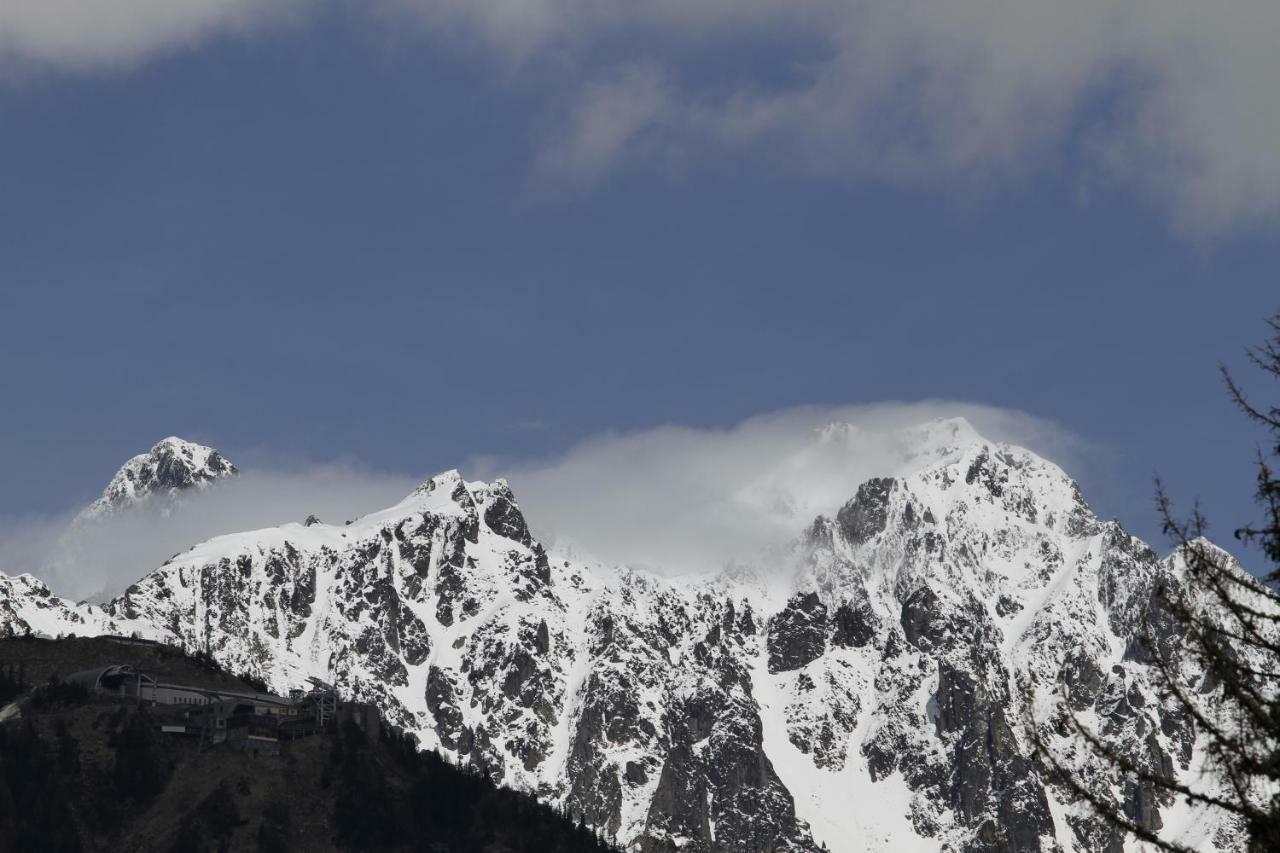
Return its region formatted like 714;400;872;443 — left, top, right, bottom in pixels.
111;708;172;803
169;782;242;853
330;718;618;853
257;799;292;853
1039;315;1280;852
0;644;616;853
54;719;80;777
0;718;81;853
333;720;402;849
28;678;91;710
188;646;270;693
239;672;271;693
0;665;26;704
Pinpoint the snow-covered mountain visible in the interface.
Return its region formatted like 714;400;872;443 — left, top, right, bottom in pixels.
77;436;237;522
0;420;1264;852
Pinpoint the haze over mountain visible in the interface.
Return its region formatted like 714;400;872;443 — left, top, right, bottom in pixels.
0;438;423;601
0;403;1080;601
0;417;1265;852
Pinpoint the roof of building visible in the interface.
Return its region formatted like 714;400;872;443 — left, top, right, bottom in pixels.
63;664;305;707
63;664;153;690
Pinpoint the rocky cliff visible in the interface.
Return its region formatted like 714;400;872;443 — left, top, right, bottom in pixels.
0;420;1265;852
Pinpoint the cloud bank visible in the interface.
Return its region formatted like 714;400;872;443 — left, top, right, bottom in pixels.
502;402;1082;576
0;402;1078;599
2;1;1280;232
0;463;421;601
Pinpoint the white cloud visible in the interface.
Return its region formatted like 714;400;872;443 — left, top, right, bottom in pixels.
0;0;304;71
4;1;1280;230
503;402;1084;576
388;0;1280;233
532;62;674;187
0;403;1080;598
0;462;420;601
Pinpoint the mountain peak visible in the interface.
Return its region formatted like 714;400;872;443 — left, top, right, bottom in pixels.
78;437;237;521
410;468;465;499
895;415;983;456
151;435;199;450
812;416;984;465
0;429;1258;853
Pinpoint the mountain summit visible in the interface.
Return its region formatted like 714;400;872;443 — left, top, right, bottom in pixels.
0;422;1265;852
77;437;237;522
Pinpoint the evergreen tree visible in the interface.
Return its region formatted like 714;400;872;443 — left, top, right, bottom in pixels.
0;718;81;853
169;782;240;853
256;800;291;853
112;709;170;802
1040;314;1280;851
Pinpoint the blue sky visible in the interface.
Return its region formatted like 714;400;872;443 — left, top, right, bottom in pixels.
1;2;1278;557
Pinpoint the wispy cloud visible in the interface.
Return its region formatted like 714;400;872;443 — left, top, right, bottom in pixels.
0;0;306;71
4;1;1280;232
504;401;1085;575
0;402;1082;598
532;62;674;188
0;462;421;601
386;0;1280;233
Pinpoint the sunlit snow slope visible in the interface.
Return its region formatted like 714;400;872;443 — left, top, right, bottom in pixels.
0;419;1265;853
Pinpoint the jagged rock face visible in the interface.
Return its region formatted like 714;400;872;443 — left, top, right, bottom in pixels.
0;573;104;637
78;436;237;521
0;421;1267;853
836;477;895;546
768;592;827;672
